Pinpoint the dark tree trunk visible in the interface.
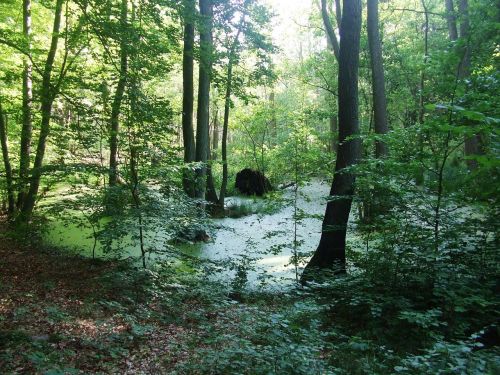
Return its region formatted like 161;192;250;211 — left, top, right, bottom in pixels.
218;62;233;208
212;107;219;160
195;0;213;199
445;0;458;41
302;0;362;280
18;0;33;208
21;0;64;219
182;0;196;197
367;0;389;158
218;20;244;208
109;0;128;186
0;104;14;214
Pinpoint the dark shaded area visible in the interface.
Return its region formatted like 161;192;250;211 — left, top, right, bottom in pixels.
235;168;272;196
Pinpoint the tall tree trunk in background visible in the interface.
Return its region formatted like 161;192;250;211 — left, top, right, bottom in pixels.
445;0;458;41
302;0;362;279
109;0;128;186
0;103;14;214
218;60;234;208
212;107;219;160
18;0;33;208
320;0;340;154
416;0;429;185
182;0;196;197
195;0;213;199
218;22;243;208
458;0;481;169
20;0;64;219
321;0;339;61
367;0;389;158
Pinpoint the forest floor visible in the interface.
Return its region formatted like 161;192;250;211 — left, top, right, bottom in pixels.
0;228;200;374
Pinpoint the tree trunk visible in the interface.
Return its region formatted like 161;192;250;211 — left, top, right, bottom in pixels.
20;0;64;219
302;0;362;279
218;62;233;208
0;103;14;214
367;0;389;158
182;0;196;197
320;0;339;61
212;107;219;160
458;0;481;169
18;0;33;209
109;0;128;186
445;0;458;41
195;0;213;199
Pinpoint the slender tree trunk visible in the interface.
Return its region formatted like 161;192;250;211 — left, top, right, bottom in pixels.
320;0;340;157
212;107;219;160
320;0;339;61
445;0;458;41
218;62;233;207
18;0;33;208
302;0;362;279
109;0;128;186
458;0;481;169
205;149;218;203
182;0;196;196
416;0;429;185
195;0;213;199
0;104;14;214
218;21;244;208
367;0;389;158
20;0;64;219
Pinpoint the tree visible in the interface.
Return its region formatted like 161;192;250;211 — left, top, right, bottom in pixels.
218;9;246;208
18;0;33;208
195;0;213;199
367;0;389;158
109;0;129;186
20;0;65;219
0;101;14;214
181;0;196;197
302;0;362;279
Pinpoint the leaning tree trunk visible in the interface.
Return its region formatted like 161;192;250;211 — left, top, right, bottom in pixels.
0;103;14;214
109;0;128;186
182;0;196;197
18;0;33;208
367;0;389;158
195;0;213;199
20;0;64;219
302;0;362;280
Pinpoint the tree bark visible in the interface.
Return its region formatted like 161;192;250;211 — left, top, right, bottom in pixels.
0;103;14;214
182;0;196;197
445;0;458;41
367;0;389;158
21;0;64;219
195;0;213;199
302;0;362;279
18;0;33;208
109;0;128;186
